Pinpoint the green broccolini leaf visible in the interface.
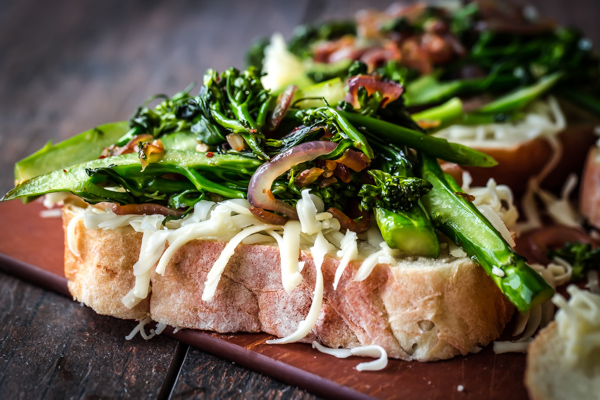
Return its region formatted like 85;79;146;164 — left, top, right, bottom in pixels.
548;242;600;281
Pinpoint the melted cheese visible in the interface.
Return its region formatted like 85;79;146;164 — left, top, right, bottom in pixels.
553;285;600;365
333;230;358;289
464;176;519;238
266;232;329;344
297;189;323;235
311;342;388;371
587;271;600;295
436;97;565;147
203;224;279;301
354;242;396;282
280;220;304;293
67;214;84;257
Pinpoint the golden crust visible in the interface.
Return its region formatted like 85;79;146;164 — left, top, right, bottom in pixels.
464;123;598;195
63;206;149;320
580;147;600;229
63;204;513;361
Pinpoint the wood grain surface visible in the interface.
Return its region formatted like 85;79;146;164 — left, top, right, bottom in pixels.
1;0;599;399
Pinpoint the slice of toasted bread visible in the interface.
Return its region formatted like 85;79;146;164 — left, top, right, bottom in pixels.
63;204;513;361
580;146;600;229
525;321;600;400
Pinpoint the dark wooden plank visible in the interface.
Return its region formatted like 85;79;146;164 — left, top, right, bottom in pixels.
0;270;179;399
170;347;320;400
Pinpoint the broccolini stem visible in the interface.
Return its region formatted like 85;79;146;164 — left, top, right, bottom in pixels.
419;154;554;312
340;111;497;167
255;97;273;129
178;167;247;199
327;108;374;159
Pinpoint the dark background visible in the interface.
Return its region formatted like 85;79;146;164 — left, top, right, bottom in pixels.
0;1;598;399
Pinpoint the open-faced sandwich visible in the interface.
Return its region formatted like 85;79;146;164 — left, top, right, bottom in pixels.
3;2;600;381
3;59;555;364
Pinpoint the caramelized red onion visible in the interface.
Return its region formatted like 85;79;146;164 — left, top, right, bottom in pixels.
517;226;598;265
295;167;325;187
319;177;338;188
327;207;370;234
359;46;400;70
336;149;370;172
95;202;184;217
333;163;352;183
247;141;338;219
269;85;297;131
249;206;288;225
344;75;404;108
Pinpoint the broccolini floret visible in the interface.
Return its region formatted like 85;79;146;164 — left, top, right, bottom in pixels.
358;170;432;213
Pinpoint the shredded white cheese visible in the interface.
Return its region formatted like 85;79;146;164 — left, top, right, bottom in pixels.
437;97;565;147
333;230;358;289
297;189;323;235
311;342;388;371
67;214;84;257
493;340;531;354
553;285;600;366
500;260;574;351
42;192;72;208
354;242;396;282
39;208;63;218
125;316;163;341
518;134;564;232
203;224;279;301
266;232;329;344
463;176;519;241
280;220;304;293
587;270;600;295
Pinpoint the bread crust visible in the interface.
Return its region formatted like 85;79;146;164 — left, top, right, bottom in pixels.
63;204;513;361
580;146;600;229
464;124;598;195
525;322;600;400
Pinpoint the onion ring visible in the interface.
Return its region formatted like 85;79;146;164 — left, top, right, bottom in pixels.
247;141;338;219
344;75;404;109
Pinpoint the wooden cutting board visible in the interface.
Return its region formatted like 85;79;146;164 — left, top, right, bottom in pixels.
0;200;531;400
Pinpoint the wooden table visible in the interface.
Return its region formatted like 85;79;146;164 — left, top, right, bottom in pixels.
0;0;598;398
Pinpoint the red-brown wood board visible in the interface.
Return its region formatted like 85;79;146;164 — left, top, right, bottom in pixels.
0;200;532;400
